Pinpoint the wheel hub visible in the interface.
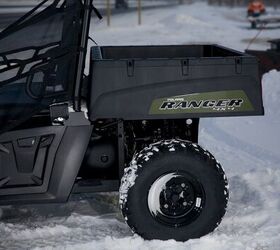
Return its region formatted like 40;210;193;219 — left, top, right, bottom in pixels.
160;176;194;217
147;172;205;227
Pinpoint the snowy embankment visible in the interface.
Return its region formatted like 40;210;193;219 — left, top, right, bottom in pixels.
0;2;280;250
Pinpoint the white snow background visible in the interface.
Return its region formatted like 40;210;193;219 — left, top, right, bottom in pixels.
0;2;280;249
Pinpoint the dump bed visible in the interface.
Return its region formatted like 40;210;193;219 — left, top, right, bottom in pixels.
89;45;264;120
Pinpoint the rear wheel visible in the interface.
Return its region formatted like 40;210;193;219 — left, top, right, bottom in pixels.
119;140;228;241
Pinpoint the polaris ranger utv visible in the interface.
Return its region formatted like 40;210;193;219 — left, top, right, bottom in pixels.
0;0;264;242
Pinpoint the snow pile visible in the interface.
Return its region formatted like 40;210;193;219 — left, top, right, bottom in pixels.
262;70;280;118
0;2;280;249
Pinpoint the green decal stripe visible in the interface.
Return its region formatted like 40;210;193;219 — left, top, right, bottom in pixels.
149;90;254;115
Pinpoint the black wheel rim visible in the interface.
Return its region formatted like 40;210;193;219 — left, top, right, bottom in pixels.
147;171;205;227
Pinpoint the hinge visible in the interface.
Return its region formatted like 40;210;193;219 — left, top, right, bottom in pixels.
235;58;242;74
181;59;189;76
127;60;134;77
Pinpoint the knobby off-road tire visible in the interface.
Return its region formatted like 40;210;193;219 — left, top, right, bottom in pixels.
119;139;229;241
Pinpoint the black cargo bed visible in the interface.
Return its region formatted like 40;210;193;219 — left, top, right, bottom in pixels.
97;44;243;59
89;45;264;121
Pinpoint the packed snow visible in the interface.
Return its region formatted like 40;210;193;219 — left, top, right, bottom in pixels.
0;2;280;249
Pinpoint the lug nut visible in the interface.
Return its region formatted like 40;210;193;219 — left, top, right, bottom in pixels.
164;204;169;208
183;202;187;206
181;183;186;188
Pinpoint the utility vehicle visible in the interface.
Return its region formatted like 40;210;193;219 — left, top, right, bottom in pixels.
0;0;264;241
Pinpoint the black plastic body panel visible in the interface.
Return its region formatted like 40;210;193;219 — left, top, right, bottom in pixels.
0;126;65;196
0;115;92;205
89;45;264;121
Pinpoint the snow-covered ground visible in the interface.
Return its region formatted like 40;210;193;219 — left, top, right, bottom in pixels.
0;2;280;249
90;2;280;51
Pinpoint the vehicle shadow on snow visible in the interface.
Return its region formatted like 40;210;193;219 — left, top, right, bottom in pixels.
218;176;266;235
227;176;263;214
0;193;132;249
0;193;121;221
